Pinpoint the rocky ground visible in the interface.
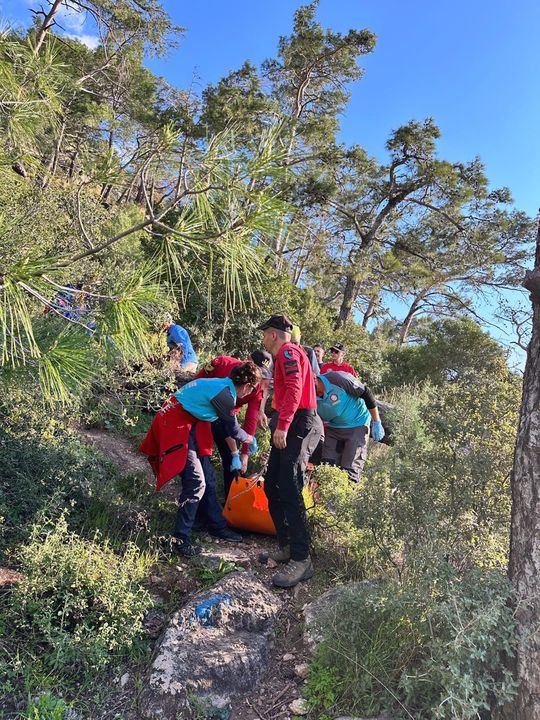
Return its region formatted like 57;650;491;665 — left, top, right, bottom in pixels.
80;428;329;720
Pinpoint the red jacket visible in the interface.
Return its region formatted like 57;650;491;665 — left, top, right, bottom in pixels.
139;396;213;491
273;342;316;432
321;361;357;377
194;355;262;453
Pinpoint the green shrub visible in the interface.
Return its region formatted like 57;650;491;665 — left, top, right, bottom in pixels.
304;660;341;716
0;424;124;552
310;463;379;576
358;377;517;577
309;568;517;719
11;517;154;671
21;693;68;720
82;358;177;435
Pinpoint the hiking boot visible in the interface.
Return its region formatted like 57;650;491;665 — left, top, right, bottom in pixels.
209;527;243;543
172;538;203;557
272;557;314;588
258;545;291;565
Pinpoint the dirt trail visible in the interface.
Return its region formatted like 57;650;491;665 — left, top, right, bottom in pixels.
78;426;152;476
78;426;319;720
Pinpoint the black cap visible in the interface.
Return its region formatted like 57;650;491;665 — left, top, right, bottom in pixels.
249;349;274;380
330;342;345;353
257;314;294;332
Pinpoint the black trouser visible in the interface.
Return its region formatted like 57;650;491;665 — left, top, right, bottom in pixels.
264;409;323;561
211;418;237;501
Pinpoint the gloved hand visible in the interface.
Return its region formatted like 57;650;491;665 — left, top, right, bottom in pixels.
371;420;385;442
230;452;242;473
247;436;258;455
240;453;249;473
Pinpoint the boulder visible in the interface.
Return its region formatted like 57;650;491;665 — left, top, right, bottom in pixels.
303;581;376;647
139;572;281;719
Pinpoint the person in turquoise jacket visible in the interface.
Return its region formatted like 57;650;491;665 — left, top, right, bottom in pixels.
316;370;385;482
171;363;260;556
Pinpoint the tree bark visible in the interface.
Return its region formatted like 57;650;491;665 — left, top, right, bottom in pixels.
361;291;379;329
398;287;431;346
335;274;359;328
507;219;540;718
42;117;66;188
34;0;64;55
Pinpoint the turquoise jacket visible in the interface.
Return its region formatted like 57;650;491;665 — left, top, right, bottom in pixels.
317;373;371;429
174;377;237;423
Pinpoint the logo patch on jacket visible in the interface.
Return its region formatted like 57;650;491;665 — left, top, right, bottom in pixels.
284;358;299;375
329;393;339;404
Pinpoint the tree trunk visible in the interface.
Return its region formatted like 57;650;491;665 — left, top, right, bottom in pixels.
335;274;359;329
42;117;66;188
507;220;540;718
361;292;379;329
34;0;64;54
398;288;430;346
68;146;80;178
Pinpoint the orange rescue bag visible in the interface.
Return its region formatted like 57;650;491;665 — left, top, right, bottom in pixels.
223;475;276;535
223;472;316;536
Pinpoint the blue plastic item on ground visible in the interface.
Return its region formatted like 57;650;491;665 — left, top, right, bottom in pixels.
193;593;232;627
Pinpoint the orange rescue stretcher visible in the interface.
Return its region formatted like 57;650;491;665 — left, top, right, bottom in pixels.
223;464;316;536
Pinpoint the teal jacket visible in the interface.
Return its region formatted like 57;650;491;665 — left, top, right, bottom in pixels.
317;372;372;429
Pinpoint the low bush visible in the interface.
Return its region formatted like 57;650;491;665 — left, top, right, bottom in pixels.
10;517;154;672
307;567;517;719
309;463;383;578
21;692;68;720
0;426;127;553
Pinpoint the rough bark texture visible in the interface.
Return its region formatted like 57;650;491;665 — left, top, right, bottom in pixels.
507;222;540;718
34;0;64;54
398;287;430;346
336;275;359;328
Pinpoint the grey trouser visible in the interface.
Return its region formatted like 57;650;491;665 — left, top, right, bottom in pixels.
322;425;369;483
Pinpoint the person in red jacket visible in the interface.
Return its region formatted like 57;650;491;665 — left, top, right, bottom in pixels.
258;314;324;588
320;342;357;377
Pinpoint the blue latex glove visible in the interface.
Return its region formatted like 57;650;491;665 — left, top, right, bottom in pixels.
230;453;242;473
247;437;258;455
371;420;385;442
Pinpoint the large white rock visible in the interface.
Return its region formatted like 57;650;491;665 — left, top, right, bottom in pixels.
139;572;281;720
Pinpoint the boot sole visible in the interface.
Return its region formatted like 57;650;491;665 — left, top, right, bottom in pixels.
216;537;243;543
272;565;314;588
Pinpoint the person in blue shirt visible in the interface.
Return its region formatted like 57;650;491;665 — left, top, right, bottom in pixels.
316;371;385;483
162;313;198;372
171;362;260;556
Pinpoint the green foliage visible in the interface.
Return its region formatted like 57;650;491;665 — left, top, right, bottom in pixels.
263;1;376;144
310;463;363;554
357;367;519;575
311;568;517;718
82;357;177;434
21;693;68;720
190;559;241;589
10;516;153;672
0;416;120;552
382;318;510;388
304;660;340;715
0;32;64;161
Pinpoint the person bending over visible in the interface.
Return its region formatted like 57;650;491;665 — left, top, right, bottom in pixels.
140;362;259;556
315;370;384;483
